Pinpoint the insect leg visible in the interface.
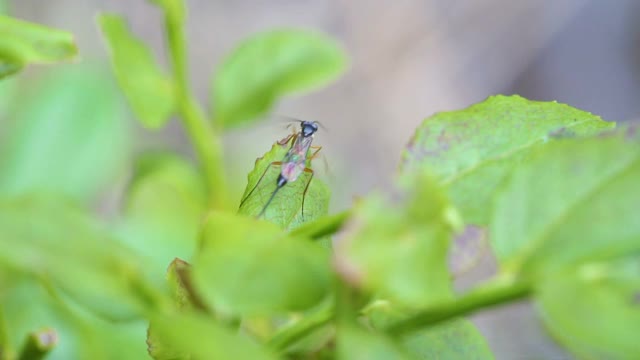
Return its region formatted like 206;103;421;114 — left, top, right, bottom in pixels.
300;167;315;220
239;161;283;210
277;132;298;146
308;146;332;179
309;145;322;159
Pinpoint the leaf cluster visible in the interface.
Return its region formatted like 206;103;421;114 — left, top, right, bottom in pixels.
0;1;637;359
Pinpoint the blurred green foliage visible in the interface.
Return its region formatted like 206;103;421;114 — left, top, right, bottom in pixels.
192;212;331;316
401;95;614;225
212;29;347;128
0;67;130;201
115;152;206;277
334;173;456;308
98;14;176;129
0;0;637;359
0;13;76;78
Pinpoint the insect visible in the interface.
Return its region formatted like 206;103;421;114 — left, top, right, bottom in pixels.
239;120;322;218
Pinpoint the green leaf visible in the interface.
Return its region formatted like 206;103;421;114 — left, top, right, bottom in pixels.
489;127;640;358
266;299;334;355
165;258;204;310
538;255;640;359
401;95;614;225
490;128;640;276
1;281;88;360
1;274;150;360
116;153;206;275
190;211;332;315
149;312;277;360
238;140;330;230
0;14;77;77
213;29;347;127
337;324;413;360
0;195;163;320
0;66;131;201
334;173;458;307
149;0;185;23
365;301;494;360
98;14;176;128
401;319;493;360
147;259;201;360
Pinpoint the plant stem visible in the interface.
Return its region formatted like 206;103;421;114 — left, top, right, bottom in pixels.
385;276;531;336
267;301;334;353
266;276;530;352
164;6;227;209
290;210;350;239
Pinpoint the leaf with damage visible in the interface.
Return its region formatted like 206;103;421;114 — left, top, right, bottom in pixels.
401;95;614;225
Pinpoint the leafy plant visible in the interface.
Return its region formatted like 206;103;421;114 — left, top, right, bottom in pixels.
0;0;638;359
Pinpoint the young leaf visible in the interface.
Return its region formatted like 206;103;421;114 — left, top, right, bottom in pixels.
0;195;163;320
0;14;77;78
334;173;458;307
146;259;204;360
116;153;206;275
537;256;640;359
149;312;277;360
98;14;176;128
190;211;332;315
238;140;330;230
401;95;614;225
213;29;347;127
149;0;185;23
490;128;640;276
0;66;131;202
165;258;205;310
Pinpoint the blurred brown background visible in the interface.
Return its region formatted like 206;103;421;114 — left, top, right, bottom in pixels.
9;1;640;358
